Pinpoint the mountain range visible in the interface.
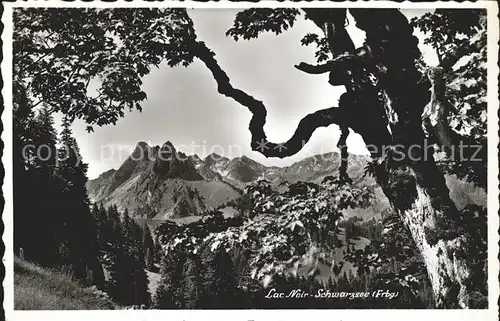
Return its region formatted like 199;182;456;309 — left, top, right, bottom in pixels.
86;140;382;220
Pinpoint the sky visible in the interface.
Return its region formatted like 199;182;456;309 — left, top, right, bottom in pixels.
63;9;437;179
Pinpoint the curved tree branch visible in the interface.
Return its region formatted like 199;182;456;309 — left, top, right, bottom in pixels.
294;61;334;74
294;50;374;76
192;41;346;158
337;126;352;184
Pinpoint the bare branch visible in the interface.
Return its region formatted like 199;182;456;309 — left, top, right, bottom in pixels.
337;126;352;184
192;41;346;158
294;61;333;74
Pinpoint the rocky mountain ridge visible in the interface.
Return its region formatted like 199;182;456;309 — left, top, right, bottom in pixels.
86;141;375;219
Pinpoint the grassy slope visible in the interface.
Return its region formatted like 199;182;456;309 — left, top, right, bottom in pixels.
14;257;117;310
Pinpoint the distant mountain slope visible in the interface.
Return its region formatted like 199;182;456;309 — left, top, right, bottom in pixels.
193;151;373;187
87;140;382;219
86;142;240;219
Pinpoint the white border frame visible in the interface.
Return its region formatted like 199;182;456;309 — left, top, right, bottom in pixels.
2;1;499;320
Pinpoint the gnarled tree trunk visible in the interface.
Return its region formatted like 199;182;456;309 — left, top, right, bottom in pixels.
333;9;485;308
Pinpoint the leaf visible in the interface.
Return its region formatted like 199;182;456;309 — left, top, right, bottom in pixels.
250;268;257;279
262;274;273;288
226;8;300;41
287;220;304;232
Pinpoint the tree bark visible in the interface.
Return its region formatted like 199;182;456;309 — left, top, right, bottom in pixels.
374;152;481;308
345;9;485;308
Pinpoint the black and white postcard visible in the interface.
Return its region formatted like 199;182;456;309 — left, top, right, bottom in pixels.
1;1;499;321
